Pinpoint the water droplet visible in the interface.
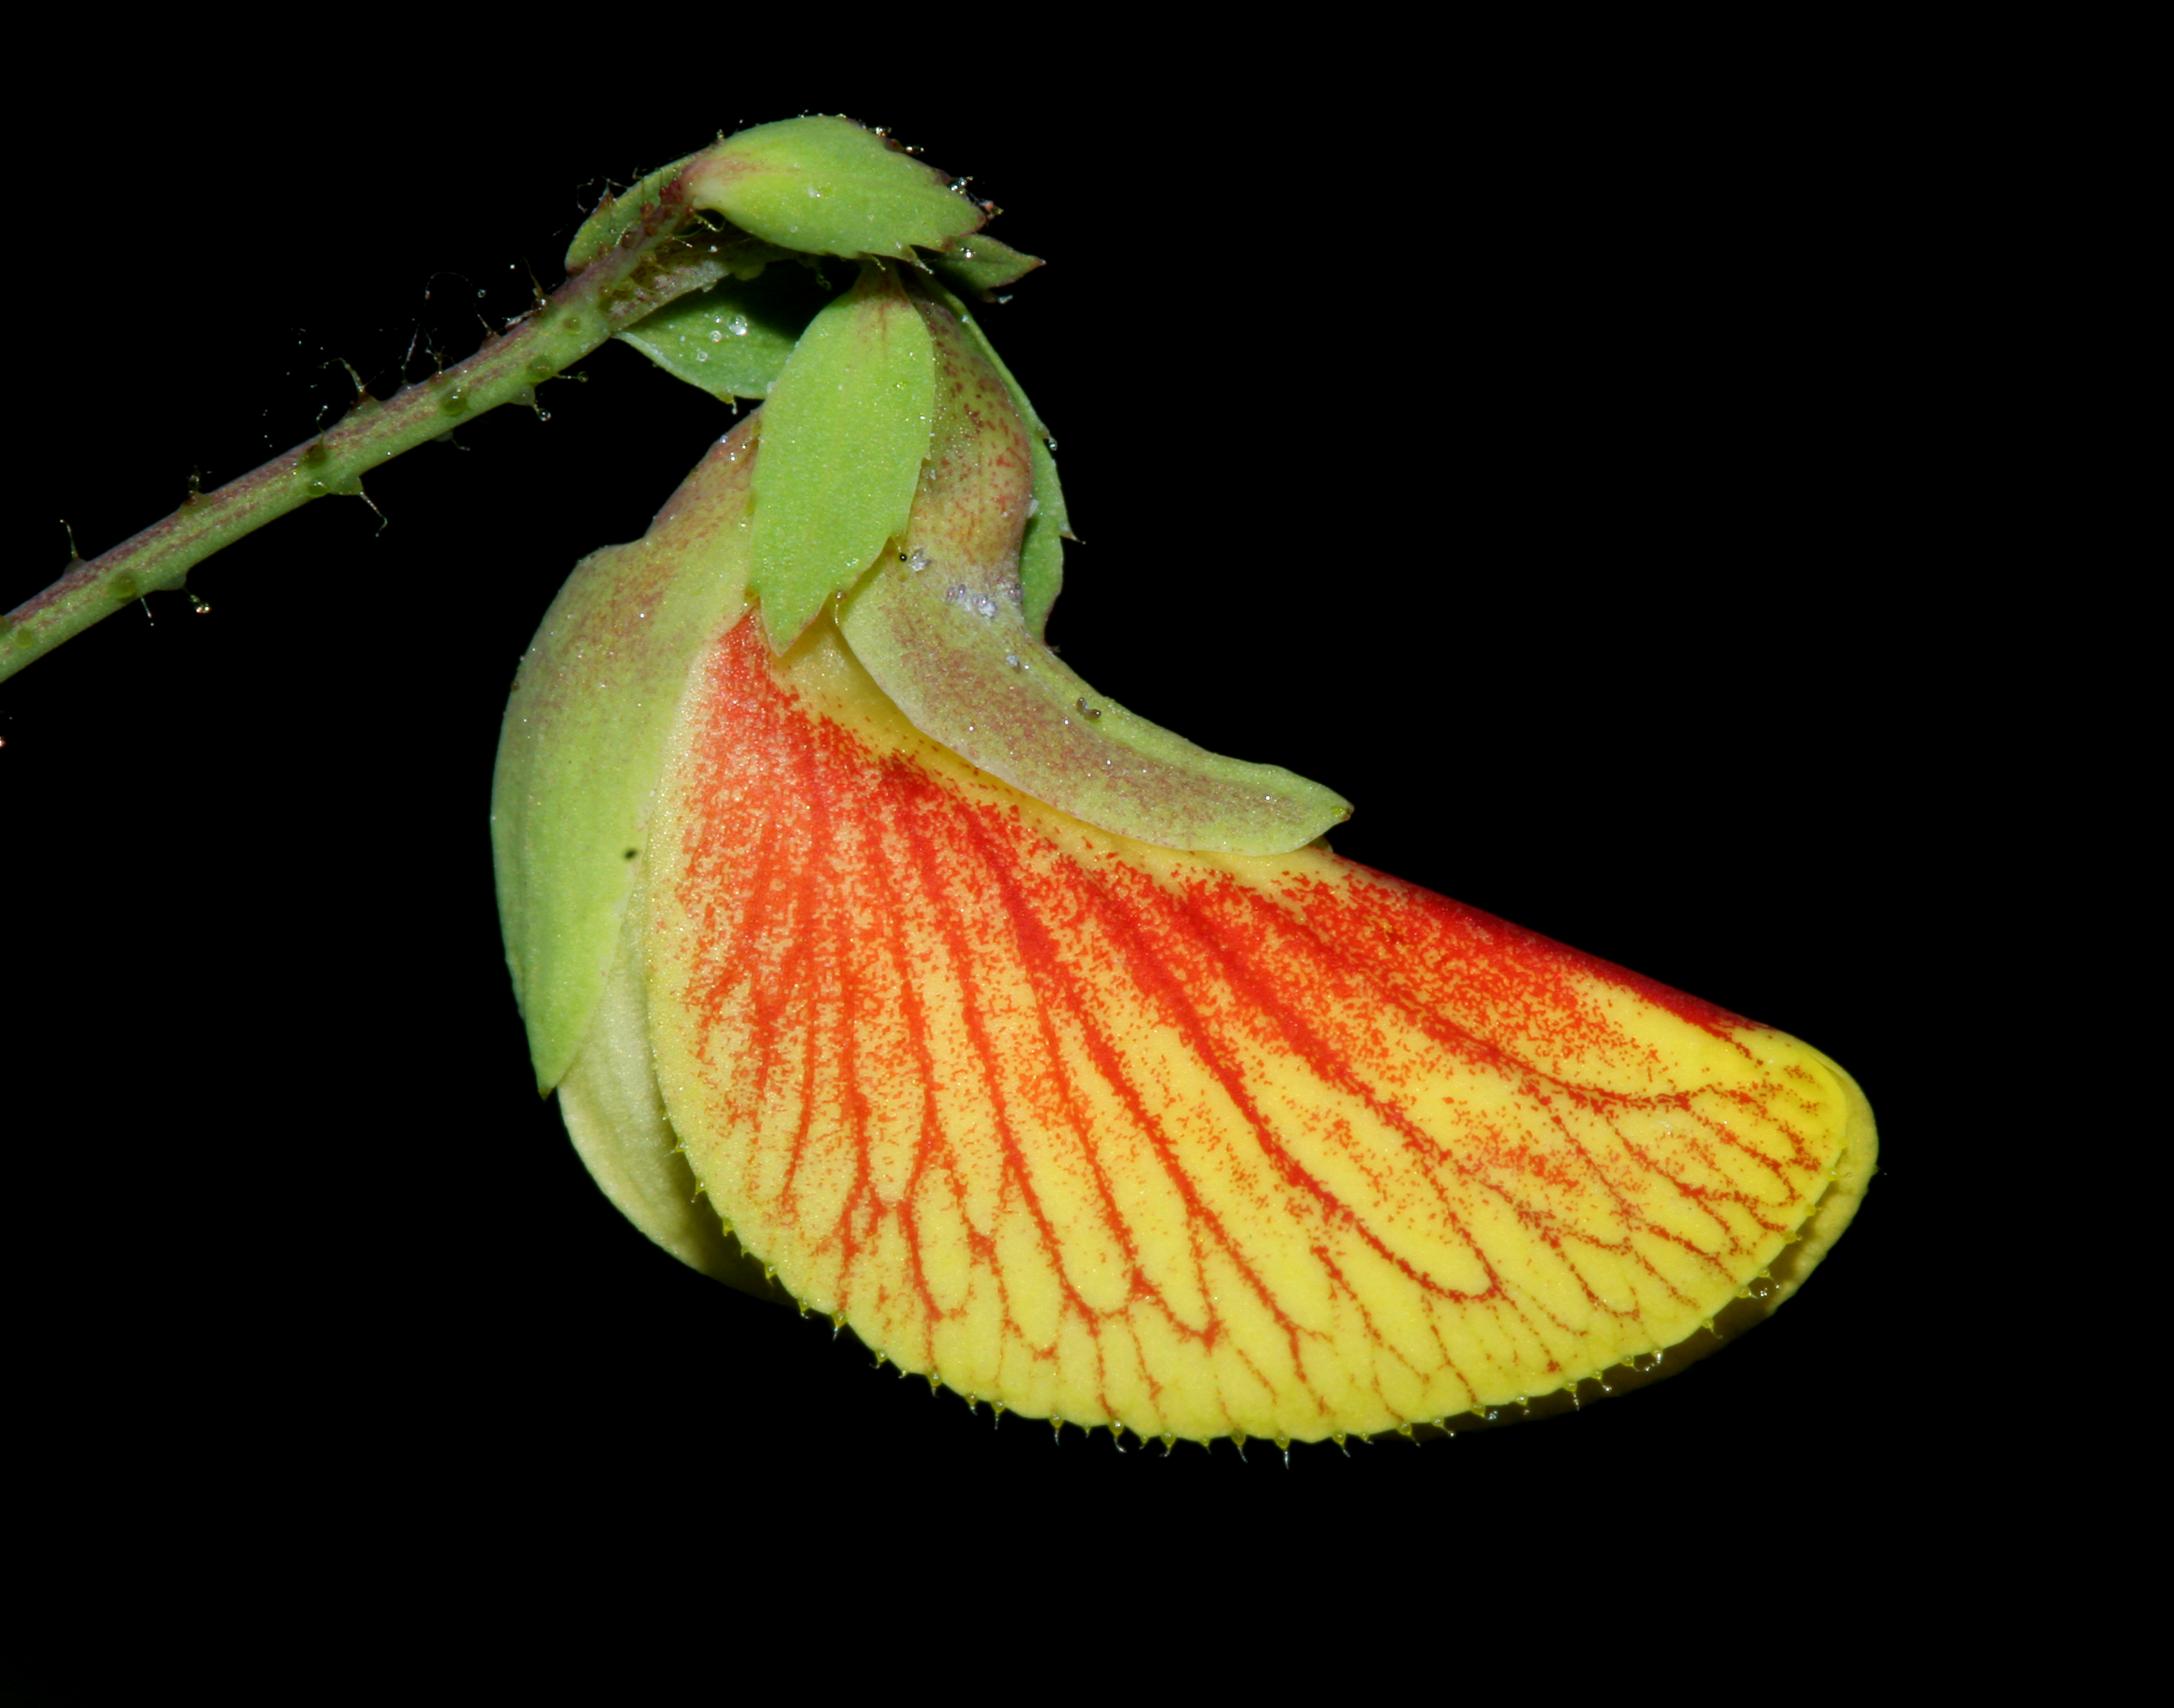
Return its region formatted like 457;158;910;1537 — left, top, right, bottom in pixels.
727;314;748;337
709;329;724;343
973;595;996;618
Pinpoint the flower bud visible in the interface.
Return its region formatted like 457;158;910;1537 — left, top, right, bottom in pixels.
680;115;985;261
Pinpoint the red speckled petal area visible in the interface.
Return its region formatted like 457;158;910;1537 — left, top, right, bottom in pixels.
643;615;1874;1442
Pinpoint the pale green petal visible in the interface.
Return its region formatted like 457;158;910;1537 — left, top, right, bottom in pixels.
490;421;757;1093
934;284;1071;638
564;155;695;274
557;866;789;1301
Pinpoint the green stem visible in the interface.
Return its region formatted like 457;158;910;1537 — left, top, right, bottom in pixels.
1;192;730;684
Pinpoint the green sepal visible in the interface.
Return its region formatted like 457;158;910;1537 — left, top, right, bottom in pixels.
565;155;695;274
836;286;1350;856
681;115;982;261
614;261;835;402
491;420;757;1095
930;232;1043;299
748;263;935;652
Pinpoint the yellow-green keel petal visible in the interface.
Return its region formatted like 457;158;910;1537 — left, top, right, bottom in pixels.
836;281;1350;855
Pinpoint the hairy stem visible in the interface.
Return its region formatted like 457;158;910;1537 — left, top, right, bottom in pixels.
1;189;730;684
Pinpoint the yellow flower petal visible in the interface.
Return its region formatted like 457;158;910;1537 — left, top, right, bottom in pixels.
639;612;1875;1443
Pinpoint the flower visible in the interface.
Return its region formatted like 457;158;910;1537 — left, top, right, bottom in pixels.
491;119;1875;1445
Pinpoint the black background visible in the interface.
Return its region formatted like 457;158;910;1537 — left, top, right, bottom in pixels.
7;62;1989;1635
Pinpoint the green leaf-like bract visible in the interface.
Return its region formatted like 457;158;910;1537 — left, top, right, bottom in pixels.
930;231;1043;298
615;263;835;403
747;263;935;652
